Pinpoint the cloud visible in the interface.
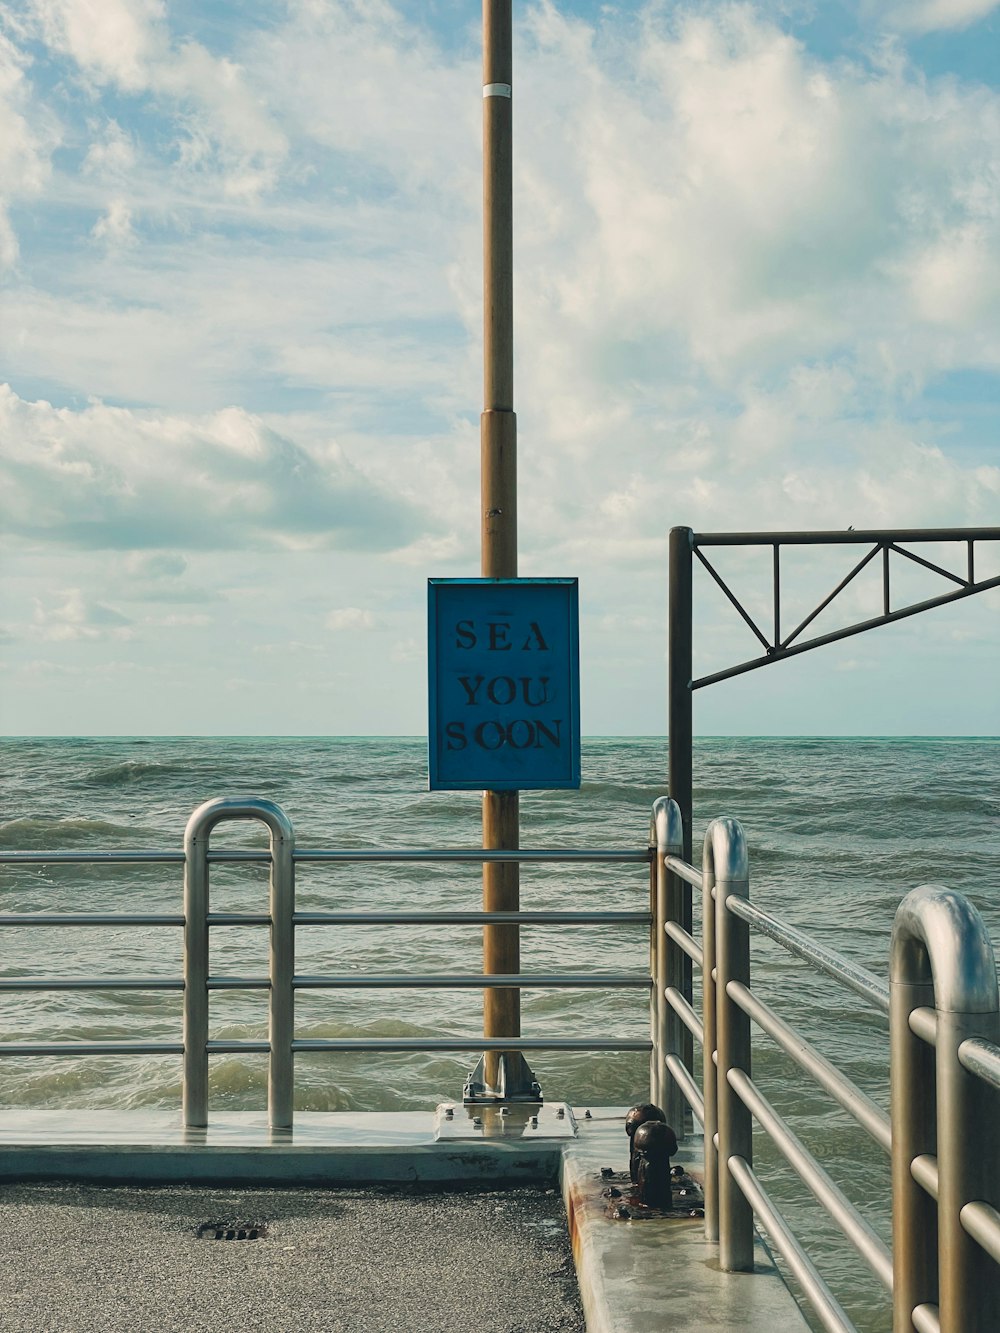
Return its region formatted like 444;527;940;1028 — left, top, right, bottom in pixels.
123;551;187;578
0;31;58;268
884;0;1000;33
0;386;432;553
82;119;137;177
142;612;210;627
325;607;377;632
91;198;136;249
22;0;287;198
32;589;134;640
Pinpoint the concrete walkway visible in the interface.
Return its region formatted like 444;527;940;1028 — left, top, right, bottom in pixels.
0;1183;583;1333
0;1106;810;1332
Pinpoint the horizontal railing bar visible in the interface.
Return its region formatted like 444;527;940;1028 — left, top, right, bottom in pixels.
910;1007;937;1046
0;852;185;864
0;914;186;927
693;527;1000;546
207;977;269;990
0;848;650;866
0;970;652;993
665;1051;705;1124
727;1155;858;1333
728;981;891;1154
295;848;652;864
293;910;651;927
0;1041;184;1055
961;1200;1000;1266
666;986;705;1045
0;977;183;991
911;1153;939;1201
959;1035;1000;1090
288;1037;653;1053
725;895;890;1015
198;1038;654;1054
665;921;704;969
729;1068;893;1292
293;972;651;990
663;855;704;891
0;910;650;929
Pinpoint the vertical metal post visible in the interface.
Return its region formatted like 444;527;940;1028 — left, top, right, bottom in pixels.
183;808;210;1130
668;525;694;1097
710;817;754;1272
267;805;296;1132
772;543;781;648
890;886;1000;1333
481;0;528;1097
183;798;297;1132
890;957;937;1330
701;833;720;1243
651;797;685;1134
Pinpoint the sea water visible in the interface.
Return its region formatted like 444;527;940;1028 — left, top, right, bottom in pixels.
1;735;998;1331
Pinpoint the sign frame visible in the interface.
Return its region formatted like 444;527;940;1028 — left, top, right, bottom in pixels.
427;577;581;791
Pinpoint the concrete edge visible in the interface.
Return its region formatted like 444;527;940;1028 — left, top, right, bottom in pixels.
0;1143;563;1188
0;1109;810;1331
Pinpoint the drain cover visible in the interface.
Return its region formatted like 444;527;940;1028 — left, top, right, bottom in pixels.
196;1222;267;1241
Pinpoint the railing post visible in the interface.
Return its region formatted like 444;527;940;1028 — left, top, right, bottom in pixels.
183;808;211;1130
709;817;754;1272
650;796;684;1133
890;885;1000;1333
668;526;694;1088
701;826;719;1243
183;798;296;1133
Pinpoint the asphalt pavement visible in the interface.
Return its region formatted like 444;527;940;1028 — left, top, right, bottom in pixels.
0;1182;584;1333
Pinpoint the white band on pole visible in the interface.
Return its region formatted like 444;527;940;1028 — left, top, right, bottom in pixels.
483;83;512;98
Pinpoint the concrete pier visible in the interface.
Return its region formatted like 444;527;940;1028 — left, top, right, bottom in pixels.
0;1108;808;1332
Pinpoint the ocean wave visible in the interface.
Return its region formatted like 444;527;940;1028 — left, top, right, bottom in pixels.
0;815;139;848
78;760;188;787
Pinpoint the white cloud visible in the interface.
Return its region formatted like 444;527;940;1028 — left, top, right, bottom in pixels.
32;589;134;640
91;198;136;249
123;551;187;578
885;0;1000;33
143;612;210;627
325;607;376;631
22;0;287;199
1;2;998;736
0;386;432;553
29;0;165;90
0;32;57;268
82;119;137;177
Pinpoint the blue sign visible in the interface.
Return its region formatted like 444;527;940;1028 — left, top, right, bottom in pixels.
428;579;581;791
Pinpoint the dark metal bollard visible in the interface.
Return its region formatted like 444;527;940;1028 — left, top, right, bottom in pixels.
625;1103;666;1183
633;1120;678;1209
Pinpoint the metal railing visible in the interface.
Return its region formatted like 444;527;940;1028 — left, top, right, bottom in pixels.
7;792;1000;1330
652;797;1000;1333
0;796;654;1126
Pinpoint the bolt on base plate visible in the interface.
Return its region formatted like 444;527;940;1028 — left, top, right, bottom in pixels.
435;1102;576;1140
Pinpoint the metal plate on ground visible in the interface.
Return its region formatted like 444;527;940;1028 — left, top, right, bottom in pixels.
434;1102;577;1140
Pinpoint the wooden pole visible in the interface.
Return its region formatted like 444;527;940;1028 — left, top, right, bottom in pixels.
481;0;521;1093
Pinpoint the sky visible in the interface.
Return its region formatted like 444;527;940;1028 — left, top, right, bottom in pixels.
0;0;998;737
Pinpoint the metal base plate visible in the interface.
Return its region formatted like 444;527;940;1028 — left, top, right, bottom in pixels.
434;1102;577;1141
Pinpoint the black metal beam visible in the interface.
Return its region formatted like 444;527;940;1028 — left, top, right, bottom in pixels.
693;527;1000;546
692;571;1000;690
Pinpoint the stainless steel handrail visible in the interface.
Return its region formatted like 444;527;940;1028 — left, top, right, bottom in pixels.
651;799;1000;1333
1;799;654;1118
0;848;651;865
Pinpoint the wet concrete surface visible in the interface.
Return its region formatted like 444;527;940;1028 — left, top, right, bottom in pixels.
0;1183;584;1333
